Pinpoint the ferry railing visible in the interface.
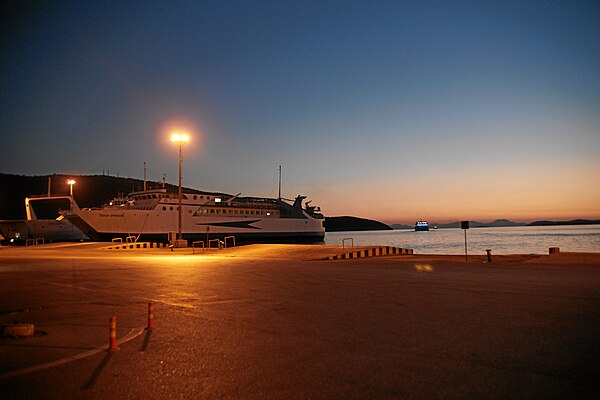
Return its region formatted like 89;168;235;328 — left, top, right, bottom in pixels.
224;236;236;248
112;238;123;244
126;235;136;243
342;237;354;250
192;240;205;254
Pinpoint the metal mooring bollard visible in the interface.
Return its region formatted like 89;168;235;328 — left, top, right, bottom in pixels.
486;249;492;263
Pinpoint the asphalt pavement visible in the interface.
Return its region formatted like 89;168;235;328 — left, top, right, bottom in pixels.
1;244;599;399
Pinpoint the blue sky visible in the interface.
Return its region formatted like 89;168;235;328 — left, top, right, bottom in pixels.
1;1;599;223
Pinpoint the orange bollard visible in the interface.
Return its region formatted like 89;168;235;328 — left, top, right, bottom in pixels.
147;302;155;331
108;316;119;352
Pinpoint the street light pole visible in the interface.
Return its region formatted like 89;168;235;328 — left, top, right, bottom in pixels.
170;132;189;243
177;140;183;240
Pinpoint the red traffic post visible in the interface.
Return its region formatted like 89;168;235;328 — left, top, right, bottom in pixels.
108;316;120;352
147;302;155;331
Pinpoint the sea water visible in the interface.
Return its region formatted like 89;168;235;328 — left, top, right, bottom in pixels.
325;225;600;255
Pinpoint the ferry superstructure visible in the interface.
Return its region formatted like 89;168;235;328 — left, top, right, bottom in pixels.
64;189;325;243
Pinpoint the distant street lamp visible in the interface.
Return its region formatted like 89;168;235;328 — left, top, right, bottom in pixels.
170;132;189;242
67;179;76;211
67;179;76;196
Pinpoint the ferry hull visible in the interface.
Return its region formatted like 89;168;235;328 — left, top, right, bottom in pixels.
0;219;88;242
74;230;324;244
67;211;325;244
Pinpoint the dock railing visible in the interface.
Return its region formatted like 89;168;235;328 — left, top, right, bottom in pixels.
26;238;45;246
224;236;236;248
192;240;205;254
208;238;221;249
342;237;354;250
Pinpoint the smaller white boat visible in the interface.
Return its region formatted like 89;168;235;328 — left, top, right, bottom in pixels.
415;221;429;231
0;193;88;244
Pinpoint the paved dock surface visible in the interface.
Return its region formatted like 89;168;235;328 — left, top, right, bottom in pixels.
1;244;599;399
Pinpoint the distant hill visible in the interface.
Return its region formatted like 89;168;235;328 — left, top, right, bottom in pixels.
324;216;392;232
433;219;526;228
395;219;600;229
392;219;526;229
390;224;412;230
528;219;600;226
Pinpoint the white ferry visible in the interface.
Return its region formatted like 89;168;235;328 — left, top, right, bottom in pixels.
63;189;325;244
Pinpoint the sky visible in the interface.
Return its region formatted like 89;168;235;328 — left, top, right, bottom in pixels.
1;0;599;224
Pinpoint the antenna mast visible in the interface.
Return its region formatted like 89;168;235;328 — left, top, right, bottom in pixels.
278;165;282;201
143;161;147;191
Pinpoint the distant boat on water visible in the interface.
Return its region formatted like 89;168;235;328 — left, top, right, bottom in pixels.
415;221;429;231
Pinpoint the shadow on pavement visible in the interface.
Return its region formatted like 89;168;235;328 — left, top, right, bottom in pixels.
140;330;152;352
83;352;113;389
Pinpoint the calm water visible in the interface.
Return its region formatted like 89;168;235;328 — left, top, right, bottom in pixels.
325;225;600;255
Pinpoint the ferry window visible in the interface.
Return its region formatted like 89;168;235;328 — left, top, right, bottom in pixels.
193;195;197;200
267;212;271;216
170;207;173;211
210;209;215;214
163;206;166;211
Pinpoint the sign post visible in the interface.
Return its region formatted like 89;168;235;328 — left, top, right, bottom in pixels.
461;221;470;263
